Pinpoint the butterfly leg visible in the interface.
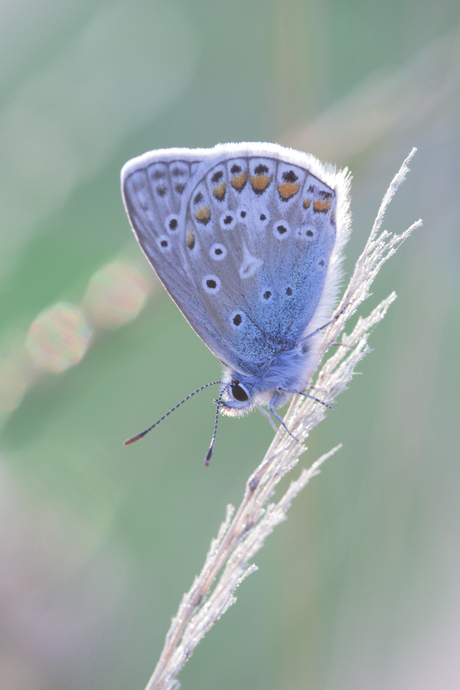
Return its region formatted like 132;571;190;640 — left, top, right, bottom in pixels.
258;405;280;432
282;389;333;410
267;401;299;441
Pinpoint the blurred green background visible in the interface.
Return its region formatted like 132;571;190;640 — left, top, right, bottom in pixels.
1;0;459;689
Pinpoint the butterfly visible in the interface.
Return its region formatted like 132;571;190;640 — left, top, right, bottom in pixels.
121;142;350;463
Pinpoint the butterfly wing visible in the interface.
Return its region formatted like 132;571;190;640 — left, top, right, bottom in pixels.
176;143;349;374
122;147;241;364
122;143;350;375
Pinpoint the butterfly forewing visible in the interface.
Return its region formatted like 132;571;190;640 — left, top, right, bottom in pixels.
122;149;250;366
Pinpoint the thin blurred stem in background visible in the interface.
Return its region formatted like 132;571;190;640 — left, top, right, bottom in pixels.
143;151;422;690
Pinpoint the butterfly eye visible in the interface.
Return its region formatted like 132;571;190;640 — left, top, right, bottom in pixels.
231;380;249;402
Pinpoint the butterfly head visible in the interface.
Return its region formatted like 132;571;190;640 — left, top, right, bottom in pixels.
216;375;253;416
218;377;255;416
219;369;295;417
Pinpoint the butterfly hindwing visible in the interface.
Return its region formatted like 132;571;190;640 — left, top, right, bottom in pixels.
179;144;340;373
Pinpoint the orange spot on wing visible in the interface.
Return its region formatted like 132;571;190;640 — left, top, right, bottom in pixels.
186;228;195;249
194;205;211;224
212;182;226;201
231;172;247;191
303;198;311;209
251;174;271;194
278;182;300;200
313;199;331;213
330;210;335;225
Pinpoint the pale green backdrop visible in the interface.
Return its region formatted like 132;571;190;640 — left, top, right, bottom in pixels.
1;1;459;689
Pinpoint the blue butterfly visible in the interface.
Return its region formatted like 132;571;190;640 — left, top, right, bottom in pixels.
121;143;350;463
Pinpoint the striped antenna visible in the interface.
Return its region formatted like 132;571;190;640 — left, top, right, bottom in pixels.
124;381;222;446
204;382;230;466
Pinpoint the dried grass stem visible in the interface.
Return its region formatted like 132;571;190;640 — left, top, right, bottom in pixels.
144;150;422;690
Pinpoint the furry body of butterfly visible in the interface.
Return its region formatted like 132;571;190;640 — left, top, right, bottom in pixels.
121;142;351;457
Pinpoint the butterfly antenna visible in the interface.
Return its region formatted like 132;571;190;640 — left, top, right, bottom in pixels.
204;383;230;466
124;381;221;446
